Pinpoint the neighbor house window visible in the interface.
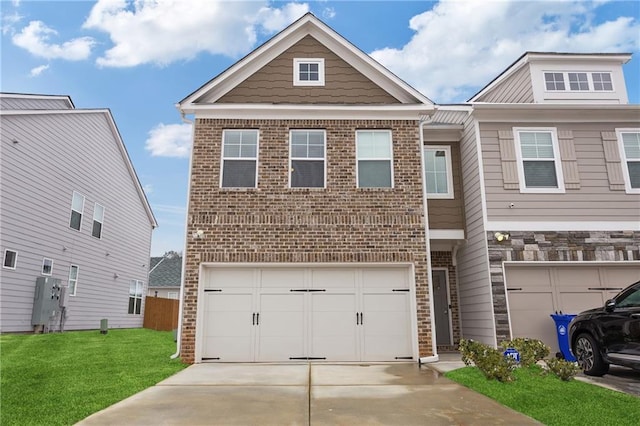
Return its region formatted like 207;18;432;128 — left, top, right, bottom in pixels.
168;292;179;300
68;265;79;296
221;130;258;188
3;250;17;269
514;128;565;193
69;192;85;231
129;280;143;314
293;58;325;86
423;146;454;198
356;130;393;188
592;73;613;91
92;203;105;239
42;258;53;276
616;129;640;193
290;130;326;188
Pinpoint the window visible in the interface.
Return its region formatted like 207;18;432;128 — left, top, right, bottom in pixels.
293;58;325;86
544;72;565;91
514;128;565;193
221;130;258;188
356;130;393;188
544;71;613;92
568;72;589;91
129;280;143;314
423;146;454;198
3;250;17;269
42;258;53;276
68;265;79;296
616;129;640;193
290;130;325;188
70;192;85;231
167;292;179;300
592;73;613;91
92;203;105;238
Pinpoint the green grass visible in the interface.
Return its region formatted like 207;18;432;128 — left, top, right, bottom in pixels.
1;328;187;426
446;366;640;426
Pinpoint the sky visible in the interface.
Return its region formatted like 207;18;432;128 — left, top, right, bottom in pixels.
2;0;639;256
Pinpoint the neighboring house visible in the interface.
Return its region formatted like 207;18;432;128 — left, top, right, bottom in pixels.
148;252;182;299
0;93;157;332
175;13;640;364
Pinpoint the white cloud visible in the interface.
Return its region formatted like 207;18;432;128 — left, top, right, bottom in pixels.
145;123;192;158
322;7;336;20
143;183;154;194
83;0;309;67
12;20;95;60
29;64;49;77
1;11;22;35
370;0;640;103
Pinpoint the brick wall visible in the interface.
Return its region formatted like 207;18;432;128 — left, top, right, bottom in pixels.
180;118;431;363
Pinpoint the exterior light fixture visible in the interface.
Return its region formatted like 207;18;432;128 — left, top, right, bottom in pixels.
494;232;510;242
192;229;205;240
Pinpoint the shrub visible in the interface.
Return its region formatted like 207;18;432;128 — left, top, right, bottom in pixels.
544;358;581;381
499;338;550;367
458;338;516;382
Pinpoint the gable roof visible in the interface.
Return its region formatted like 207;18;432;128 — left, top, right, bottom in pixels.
149;254;182;287
1;93;157;229
0;93;75;110
178;13;432;113
468;51;632;102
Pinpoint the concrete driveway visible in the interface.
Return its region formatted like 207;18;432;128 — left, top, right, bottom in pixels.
576;365;640;397
78;363;539;425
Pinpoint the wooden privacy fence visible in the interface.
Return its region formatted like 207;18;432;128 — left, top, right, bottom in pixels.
143;296;179;331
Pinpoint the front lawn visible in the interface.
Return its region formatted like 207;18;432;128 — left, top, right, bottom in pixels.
1;328;187;425
446;366;640;426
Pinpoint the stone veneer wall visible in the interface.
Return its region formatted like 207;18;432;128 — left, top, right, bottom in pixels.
180;118;431;363
487;230;640;343
431;251;461;351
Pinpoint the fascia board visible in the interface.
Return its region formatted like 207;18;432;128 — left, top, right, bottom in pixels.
525;52;632;64
0;92;74;109
471;103;640;123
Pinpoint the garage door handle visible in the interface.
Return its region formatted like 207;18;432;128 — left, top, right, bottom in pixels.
256;313;259;325
252;313;255;325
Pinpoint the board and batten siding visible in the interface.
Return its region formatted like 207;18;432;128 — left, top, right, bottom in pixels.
216;35;401;105
480;122;640;222
0;111;153;332
455;115;496;346
475;65;534;104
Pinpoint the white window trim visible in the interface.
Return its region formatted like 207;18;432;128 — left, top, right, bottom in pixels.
42;258;53;276
167;291;179;300
70;191;85;231
92;203;105;239
3;249;18;270
423;145;454;199
219;129;259;189
289;129;327;189
543;71;614;93
615;128;640;194
68;265;79;296
356;130;395;189
293;58;325;86
513;127;565;194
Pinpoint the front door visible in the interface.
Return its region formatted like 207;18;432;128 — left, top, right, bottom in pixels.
432;269;451;346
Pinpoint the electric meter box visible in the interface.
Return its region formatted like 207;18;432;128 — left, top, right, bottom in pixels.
32;277;62;326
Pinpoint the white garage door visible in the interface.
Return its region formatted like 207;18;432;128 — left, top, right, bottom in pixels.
200;265;414;362
505;263;640;353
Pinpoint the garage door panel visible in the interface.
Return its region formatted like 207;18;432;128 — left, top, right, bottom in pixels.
507;267;552;288
362;268;408;289
203;293;254;360
311;268;356;289
203;337;253;362
363;293;410;312
556;267;602;288
260;268;305;288
603;267;640;287
257;293;305;361
363;335;412;361
558;291;605;314
206;268;255;289
508;292;556;350
311;293;358;360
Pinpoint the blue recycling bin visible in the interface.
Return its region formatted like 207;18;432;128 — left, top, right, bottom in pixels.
550;314;577;361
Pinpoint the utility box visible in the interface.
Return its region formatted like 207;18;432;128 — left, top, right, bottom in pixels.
32;277;62;327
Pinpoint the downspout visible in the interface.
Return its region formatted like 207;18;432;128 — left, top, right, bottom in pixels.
171;109;195;360
418;114;439;364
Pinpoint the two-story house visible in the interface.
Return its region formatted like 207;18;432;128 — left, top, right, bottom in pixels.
0;93;157;332
176;14;639;364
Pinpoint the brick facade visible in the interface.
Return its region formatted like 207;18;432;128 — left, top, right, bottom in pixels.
487;230;640;343
180;118;432;363
430;251;461;351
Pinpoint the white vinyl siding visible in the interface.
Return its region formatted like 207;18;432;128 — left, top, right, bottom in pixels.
70;192;85;231
616;129;640;193
42;258;53;276
293;58;325;86
423;146;453;198
289;130;326;188
3;250;18;269
68;265;79;296
92;203;105;239
221;130;258;188
514;128;565;193
129;280;143;314
356;130;393;188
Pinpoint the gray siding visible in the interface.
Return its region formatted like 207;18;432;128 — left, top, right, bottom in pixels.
216;35;401;105
1;95;72;110
480;122;640;222
475;65;534;104
426;141;465;229
455;115;496;345
0;111;153;332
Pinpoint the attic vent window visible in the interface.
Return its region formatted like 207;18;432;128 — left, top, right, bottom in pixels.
293;58;325;86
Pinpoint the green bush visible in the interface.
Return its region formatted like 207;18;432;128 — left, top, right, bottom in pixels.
499;337;550;367
544;357;581;381
458;339;516;382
